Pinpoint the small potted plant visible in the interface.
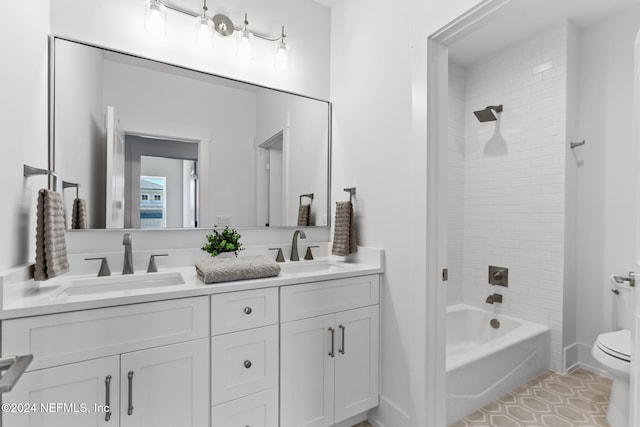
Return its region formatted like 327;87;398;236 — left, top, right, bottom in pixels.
201;226;244;258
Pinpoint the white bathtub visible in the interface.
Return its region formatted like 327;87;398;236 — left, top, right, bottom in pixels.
446;304;550;425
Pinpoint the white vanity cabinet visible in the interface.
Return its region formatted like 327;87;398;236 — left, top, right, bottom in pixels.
280;275;380;427
1;297;209;427
210;288;280;427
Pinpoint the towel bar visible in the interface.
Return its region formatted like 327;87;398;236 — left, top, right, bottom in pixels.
24;164;59;192
343;187;356;202
62;181;80;198
299;193;314;205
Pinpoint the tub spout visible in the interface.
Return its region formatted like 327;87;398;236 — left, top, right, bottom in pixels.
486;293;502;304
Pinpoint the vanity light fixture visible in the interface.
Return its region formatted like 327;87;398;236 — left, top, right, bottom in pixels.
274;26;289;70
236;14;254;63
144;0;289;69
144;0;167;37
194;0;214;47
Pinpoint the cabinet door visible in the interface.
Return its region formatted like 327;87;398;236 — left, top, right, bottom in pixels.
334;306;380;423
120;339;208;427
2;356;119;427
280;314;335;427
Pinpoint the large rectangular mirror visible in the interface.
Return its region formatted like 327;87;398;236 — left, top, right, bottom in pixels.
53;37;330;230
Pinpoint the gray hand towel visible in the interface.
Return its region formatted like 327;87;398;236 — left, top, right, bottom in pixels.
34;189;70;281
195;255;281;284
331;201;357;256
297;204;311;226
72;198;88;229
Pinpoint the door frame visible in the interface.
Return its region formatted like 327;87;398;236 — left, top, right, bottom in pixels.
424;1;514;425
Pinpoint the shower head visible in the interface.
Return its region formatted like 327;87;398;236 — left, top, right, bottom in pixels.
473;105;503;122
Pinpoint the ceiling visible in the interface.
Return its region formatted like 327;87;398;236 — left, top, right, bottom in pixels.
448;0;640;67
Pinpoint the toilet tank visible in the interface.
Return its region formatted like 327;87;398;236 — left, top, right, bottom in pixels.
612;276;635;330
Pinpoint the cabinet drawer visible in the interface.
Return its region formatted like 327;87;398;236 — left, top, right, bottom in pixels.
211;288;278;335
211;388;278;427
211;325;278;405
280;274;380;322
2;297;209;371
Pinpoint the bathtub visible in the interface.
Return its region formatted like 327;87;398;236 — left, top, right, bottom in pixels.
446;304;550;425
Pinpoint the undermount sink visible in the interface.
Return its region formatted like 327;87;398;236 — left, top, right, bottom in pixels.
52;272;185;298
279;261;346;274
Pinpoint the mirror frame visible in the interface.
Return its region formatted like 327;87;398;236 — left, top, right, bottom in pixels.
48;35;332;230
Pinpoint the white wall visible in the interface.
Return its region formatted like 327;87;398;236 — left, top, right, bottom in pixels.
460;23;568;373
0;1;50;270
575;6;640;369
329;0;484;426
50;0;330;100
447;63;465;306
255;89;329;227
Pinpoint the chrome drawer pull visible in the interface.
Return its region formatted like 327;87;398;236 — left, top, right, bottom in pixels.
339;325;346;355
127;371;134;416
244;360;252;369
104;375;112;422
244;306;253;315
328;327;335;358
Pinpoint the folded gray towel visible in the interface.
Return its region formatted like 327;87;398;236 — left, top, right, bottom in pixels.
34;189;70;281
297;204;311;226
195;255;281;284
332;201;357;256
72;198;88;229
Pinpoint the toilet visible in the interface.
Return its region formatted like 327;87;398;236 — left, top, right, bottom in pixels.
592;276;634;427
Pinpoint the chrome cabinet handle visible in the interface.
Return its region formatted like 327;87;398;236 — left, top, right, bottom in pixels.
244;360;252;369
244;306;252;315
105;375;112;422
328;327;335;357
339;325;346;354
0;354;33;393
127;371;134;416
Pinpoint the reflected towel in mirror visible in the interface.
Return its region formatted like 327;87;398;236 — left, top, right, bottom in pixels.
71;198;88;229
297;204;310;226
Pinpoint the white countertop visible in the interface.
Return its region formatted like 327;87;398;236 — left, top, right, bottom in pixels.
0;249;384;320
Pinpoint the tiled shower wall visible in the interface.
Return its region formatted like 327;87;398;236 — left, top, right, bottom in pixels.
449;23;569;372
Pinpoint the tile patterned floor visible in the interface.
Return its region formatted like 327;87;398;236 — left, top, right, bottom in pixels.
450;369;612;427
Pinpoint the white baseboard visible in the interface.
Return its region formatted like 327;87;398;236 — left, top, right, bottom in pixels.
368;396;410;427
575;342;611;378
563;342;579;374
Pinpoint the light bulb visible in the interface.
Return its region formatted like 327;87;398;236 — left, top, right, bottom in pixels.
236;30;254;63
275;42;289;71
145;0;166;37
195;15;213;47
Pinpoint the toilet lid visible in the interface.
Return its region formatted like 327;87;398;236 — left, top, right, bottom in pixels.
596;329;631;362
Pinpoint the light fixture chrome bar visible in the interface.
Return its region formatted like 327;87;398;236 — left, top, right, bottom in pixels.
156;0;282;41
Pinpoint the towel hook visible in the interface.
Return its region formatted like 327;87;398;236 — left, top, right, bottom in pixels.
24;164;59;192
62;181;80;199
570;140;586;149
299;193;314;205
343;187;356;202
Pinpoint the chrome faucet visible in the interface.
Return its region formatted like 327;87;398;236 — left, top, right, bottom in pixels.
290;230;307;261
122;233;134;275
486;293;502;304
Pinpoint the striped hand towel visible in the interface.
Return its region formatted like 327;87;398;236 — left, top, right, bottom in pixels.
34;189;70;281
331;201;357;256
